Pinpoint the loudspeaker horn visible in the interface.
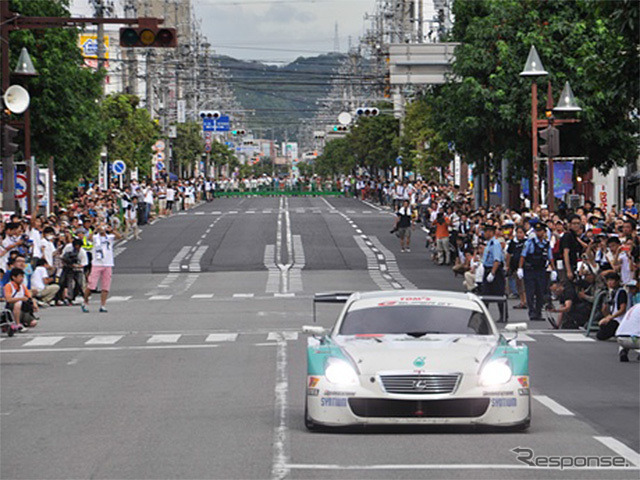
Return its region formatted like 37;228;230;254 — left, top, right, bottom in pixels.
3;85;30;114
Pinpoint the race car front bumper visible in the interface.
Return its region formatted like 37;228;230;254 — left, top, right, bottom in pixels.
306;374;531;427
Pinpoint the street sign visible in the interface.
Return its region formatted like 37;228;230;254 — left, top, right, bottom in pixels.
154;140;166;151
204;144;212;153
396;156;403;165
203;115;230;132
112;160;127;175
156;161;165;171
156;151;165;161
15;173;27;199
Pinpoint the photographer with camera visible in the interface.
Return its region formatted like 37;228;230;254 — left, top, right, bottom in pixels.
60;239;88;305
82;223;121;313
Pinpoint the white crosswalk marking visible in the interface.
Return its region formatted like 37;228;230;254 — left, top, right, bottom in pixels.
515;333;536;342
205;333;238;342
149;295;172;300
553;333;595;342
189;246;208;272
191;294;214;299
22;336;64;347
267;332;298;341
147;334;181;344
108;296;131;303
168;246;192;272
274;293;295;298
233;293;254;298
85;335;123;345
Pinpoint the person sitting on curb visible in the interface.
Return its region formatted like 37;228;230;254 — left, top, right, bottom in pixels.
3;268;38;329
597;272;628;341
615;303;640;362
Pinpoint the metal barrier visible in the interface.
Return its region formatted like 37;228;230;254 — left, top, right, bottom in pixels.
584;289;608;337
479;295;509;323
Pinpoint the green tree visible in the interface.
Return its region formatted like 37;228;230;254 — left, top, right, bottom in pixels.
348;113;399;173
432;0;638;176
315;138;356;176
8;0;106;193
172;122;202;170
101;94;158;177
400;97;453;178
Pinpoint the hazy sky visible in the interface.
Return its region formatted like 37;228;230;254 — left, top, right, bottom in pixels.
72;0;377;63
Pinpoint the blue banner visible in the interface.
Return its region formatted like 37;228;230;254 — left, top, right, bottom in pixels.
522;178;530;196
553;162;574;198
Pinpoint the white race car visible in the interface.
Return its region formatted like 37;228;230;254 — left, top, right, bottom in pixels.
302;290;530;431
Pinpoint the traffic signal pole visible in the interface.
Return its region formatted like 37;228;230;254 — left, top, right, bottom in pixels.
531;81;539;210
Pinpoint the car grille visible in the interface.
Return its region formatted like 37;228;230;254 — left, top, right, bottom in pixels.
348;398;490;418
380;374;461;394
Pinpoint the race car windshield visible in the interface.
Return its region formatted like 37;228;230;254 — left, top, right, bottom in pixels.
339;306;491;336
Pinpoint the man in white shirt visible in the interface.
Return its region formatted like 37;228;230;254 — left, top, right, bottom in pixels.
166;184;176;213
82;224;121;313
31;258;59;306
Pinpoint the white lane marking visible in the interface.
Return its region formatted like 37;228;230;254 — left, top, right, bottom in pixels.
594;436;640;467
267;332;298;341
265;244;280;294
189;246;208;272
274;293;295;298
228;210;238;214
85;335;123;345
284;463;638;471
513;333;536;342
255;342;278;346
149;295;172;301
553;333;595;342
233;293;254;298
67;358;78;366
533;395;575;416
205;333;238;342
320;197;336;210
271;337;289;480
246;210;256;214
147;334;181;344
22;336;65;347
289;234;305;293
211;211;222;215
191;294;214;299
346;210;355;213
108;296;131;303
0;345;219;354
168;246;192;272
195;211;204;215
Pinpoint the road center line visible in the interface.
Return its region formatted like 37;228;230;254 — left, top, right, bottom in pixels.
271;338;290;480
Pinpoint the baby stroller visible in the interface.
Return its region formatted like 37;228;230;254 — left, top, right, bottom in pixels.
0;308;21;337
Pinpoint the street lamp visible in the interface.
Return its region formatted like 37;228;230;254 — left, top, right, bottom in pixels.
520;46;548;210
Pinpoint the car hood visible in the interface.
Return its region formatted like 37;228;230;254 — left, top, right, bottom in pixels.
334;334;497;375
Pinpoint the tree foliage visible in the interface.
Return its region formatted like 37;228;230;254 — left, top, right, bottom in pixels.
314;138;356;176
430;0;638;175
172;122;203;169
8;0;106;192
101;94;158;177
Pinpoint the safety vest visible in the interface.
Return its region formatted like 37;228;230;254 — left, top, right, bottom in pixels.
82;235;93;251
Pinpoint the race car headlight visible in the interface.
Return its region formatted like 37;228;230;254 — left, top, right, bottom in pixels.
479;359;512;386
324;358;359;385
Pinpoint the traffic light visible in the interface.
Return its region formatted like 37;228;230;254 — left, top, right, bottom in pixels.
199;110;221;120
332;125;348;132
119;27;177;48
355;107;379;117
231;129;246;135
2;124;19;158
539;126;560;157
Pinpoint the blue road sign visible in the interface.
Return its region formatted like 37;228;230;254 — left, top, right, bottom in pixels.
203;115;231;132
112;160;126;175
156;161;165;171
395;156;403;165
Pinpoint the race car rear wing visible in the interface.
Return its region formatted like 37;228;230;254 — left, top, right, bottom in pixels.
313;292;352;323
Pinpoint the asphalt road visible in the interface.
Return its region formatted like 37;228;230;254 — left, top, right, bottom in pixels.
1;196;638;480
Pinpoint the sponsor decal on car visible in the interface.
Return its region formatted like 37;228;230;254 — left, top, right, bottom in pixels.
413;356;426;368
377;301;397;307
483;390;515;396
324;390;356;397
307;388;319;396
517;376;529;388
491;397;517;407
518;388;530;396
321;397;347;407
309;376;320;387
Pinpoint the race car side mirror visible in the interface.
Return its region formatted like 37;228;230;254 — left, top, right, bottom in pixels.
504;323;527;333
302;325;326;336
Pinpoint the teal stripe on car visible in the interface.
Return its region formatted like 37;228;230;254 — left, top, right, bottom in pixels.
307;337;348;375
492;340;529;376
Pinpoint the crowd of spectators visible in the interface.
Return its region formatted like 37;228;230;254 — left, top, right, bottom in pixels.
365;177;640;362
0;177;205;330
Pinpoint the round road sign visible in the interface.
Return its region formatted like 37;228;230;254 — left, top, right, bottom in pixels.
204;144;212;153
156;161;165;171
112;160;127;175
154;140;166;151
338;111;352;126
15;173;27;199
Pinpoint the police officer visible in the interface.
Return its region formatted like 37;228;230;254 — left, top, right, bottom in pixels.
518;222;557;321
482;223;506;322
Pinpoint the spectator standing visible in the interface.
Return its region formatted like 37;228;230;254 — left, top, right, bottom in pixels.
481;224;506;322
434;212;451;265
561;214;586;282
506;226;527;309
82;224;121;313
394;200;414;253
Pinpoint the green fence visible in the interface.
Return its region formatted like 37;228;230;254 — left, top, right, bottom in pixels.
214;185;344;197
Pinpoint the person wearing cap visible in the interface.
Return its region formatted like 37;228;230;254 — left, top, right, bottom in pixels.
626;280;640;307
481;223;506;322
597;272;628;341
518;222;556;322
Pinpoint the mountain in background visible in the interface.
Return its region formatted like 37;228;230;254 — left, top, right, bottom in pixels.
215;53;346;143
